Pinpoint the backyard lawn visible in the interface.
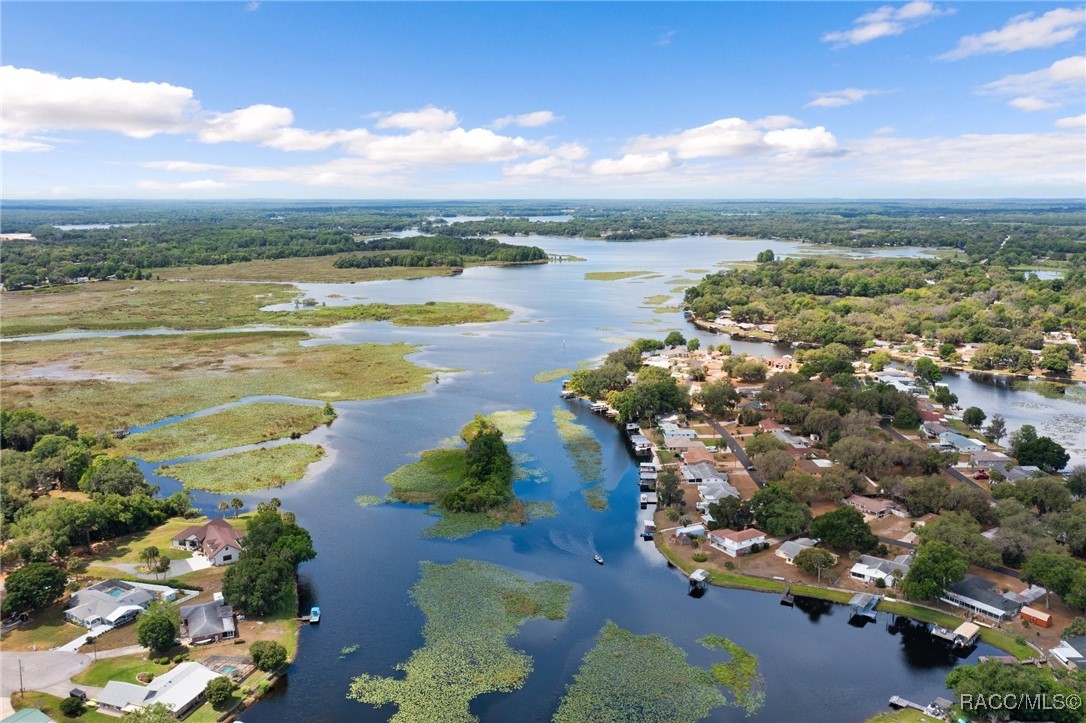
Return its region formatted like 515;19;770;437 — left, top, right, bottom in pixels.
10;692;115;722
0;601;82;652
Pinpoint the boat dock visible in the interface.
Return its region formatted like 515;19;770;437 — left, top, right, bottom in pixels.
780;587;795;607
888;696;924;711
931;621;980;647
848;593;881;620
689;568;709;592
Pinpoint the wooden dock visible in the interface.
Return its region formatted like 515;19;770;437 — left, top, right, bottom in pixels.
780;587;795;607
888;695;924;711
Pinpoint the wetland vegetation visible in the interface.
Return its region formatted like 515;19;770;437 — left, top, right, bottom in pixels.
347;559;572;722
158;443;325;493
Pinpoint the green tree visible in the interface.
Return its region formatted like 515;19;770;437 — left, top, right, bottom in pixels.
140;546;160;573
755;249;775;263
136;601;179;654
1015;436;1070;472
913;357;942;384
0;562;67;614
1061;617;1086;639
686;337;701;352
962;406;986;429
59;696;85;717
222;555;295;616
1022;553;1081;609
230;498;244;518
809;506;877;552
867;350;892;372
79;457;150;496
744;432;788;457
794;547;836;582
1067;465;1086;499
205;676;237;708
696;381;739;417
916;511;1000;568
985;413;1007;444
946;662;1082;723
664;331;687;348
891;406;919;429
218;501;229;517
752;450;795;482
750;484;811;537
732;360;768;382
902;541;967;600
250;640;288;671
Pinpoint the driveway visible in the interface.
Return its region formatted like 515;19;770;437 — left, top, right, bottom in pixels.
110;554;213;580
1;650;95;698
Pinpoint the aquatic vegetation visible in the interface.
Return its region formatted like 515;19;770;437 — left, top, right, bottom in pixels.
524;501;558;519
512;452;548;484
600;336;632;345
158;443;323;493
119;402;335;462
700;635;766;715
533;368;575;383
355;495;384;508
385;448;467;504
581;484;609;511
685;268;710;273
1013;380;1083;401
340;644;360;658
584;270;651;281
551;406;603;505
288;301;511;327
643;295;671;306
347;559;572;722
422;508;503;539
553;623;729;723
463;409;535;443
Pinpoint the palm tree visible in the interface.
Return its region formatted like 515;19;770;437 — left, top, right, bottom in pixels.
229;498;244;519
140;546;160;574
218;501;229;517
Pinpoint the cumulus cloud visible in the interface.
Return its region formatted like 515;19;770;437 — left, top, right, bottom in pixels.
590;152;676;176
142;160;228;173
137;178;229;191
2;136;54;152
375;106;458;131
979;56;1086;112
244;1;260;11
806;88;886;108
492;110;561;129
822;1;951;47
874;126;897;135
1;65;197;149
1009;96;1060;112
939;7;1086;60
503;143;589;178
1056;113;1086;127
625;117;836;159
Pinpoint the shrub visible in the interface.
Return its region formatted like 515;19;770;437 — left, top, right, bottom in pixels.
59;696;84;717
877;544;889;556
875;578;887;589
692;553;708;563
173;654;186;664
250;640;289;672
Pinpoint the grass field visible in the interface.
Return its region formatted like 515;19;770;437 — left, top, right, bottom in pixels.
72;653;159;687
119;402;334;461
1;279;510;337
584;270;650;281
2;332;434;430
159;443;324;493
10;692;115;722
153;254;458;283
532;368;575;383
0;600;81;651
92;516;226;566
865;709;937;722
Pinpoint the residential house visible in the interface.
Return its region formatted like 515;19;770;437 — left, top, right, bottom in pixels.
98;661;220;718
845;495;898;519
796;458;835;476
171;517;245;566
1051;636;1086;668
680;462;726;485
683;447;715;466
921;421;951;438
180;599;236;644
941;575;1022;622
1;710;56;723
696;480;740;515
758;419;782;433
1005;466;1043;483
65;579;155;628
708;528;765;557
849;554;912;586
970;450;1011;469
660;422;696;439
776;538;832;565
665;438;705;453
769;428;812;455
937;432;986;454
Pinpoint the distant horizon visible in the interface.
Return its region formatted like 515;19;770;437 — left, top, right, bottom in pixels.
3;197;1085;204
3;2;1084;198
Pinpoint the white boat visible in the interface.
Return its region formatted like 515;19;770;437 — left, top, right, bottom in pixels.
593;554;604;565
640;494;648;504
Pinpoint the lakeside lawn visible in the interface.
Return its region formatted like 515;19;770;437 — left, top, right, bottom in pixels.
11;692;115;722
92;515;234;566
72;653;160;687
118;402;334;462
2;332;435;431
159;443;325;493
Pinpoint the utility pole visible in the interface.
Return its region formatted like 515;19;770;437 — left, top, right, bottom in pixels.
19;659;24;694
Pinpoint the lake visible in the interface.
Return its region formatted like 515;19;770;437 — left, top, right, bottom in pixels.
135;235;1027;722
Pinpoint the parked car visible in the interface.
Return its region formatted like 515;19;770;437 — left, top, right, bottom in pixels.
973;470;990;480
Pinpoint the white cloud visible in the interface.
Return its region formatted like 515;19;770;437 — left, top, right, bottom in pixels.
1009;96;1060;112
375;106;458;131
1;65;197;147
244;1;260;11
492;110;561;129
822;1;952;47
1056;113;1086;127
939;7;1086;60
343;127;547;164
142;160;228;173
2;136;55;152
503;143;589;178
874;126;896;135
199;104;294;144
137;178;229;191
625;117;837;159
654;29;677;46
807;88;885;108
590;152;676;176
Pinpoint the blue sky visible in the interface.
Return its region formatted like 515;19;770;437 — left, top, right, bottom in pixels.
2;2;1084;198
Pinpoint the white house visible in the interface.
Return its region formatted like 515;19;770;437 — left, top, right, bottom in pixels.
171;517;245;566
849;554;911;587
776;538;830;565
660;422;696;439
941;575;1022;622
708;528;765;557
65;580;156;628
97;661;220;718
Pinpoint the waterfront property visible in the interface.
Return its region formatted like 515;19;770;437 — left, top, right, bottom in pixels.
931;621;980;648
849;593;881;620
171;517;245;566
180;597;237;644
937;431;986;454
65;579;157;628
849;554;912;587
1051;635;1086;668
970;450;1011;469
659;422;696;439
776;538;827;565
708;528;765;557
940;575;1022;622
97;661;220;718
1004;465;1044;483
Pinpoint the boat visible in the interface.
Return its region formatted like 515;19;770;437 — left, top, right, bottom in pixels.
593;554;604;565
309;606;320;624
640;493;648;504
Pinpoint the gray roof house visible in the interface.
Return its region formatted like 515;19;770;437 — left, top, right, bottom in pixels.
98;661;220;718
776;538;829;564
1052;635;1086;669
180;600;236;644
941;575;1022;622
1005;466;1044;483
681;462;727;484
65;579;155;628
850;554;912;586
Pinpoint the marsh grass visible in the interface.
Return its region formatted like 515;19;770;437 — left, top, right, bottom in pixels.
581;485;609;511
643;295;671;306
158;443;323;493
583;271;651;281
553;622;729;723
347;559;572;722
552;406;605;510
532;368;575;383
154;255;457;283
119;402;333;461
355;495;385;508
2;333;433;430
700;635;765;715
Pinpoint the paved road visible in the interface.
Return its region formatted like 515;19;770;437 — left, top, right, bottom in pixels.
879;422;986;491
111;555;212;580
0;651;93;697
691;411;765;488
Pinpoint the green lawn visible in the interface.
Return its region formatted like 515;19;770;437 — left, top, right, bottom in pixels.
10;692;115;723
877;599;1034;659
866;708;940;722
93;515;238;566
158;443;324;493
118;402;333;462
72;654;159;687
0;600;83;651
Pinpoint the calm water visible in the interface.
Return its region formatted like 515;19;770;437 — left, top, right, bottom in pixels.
114;236;1023;722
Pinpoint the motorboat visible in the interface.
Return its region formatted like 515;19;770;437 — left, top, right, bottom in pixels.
593;554;604;565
